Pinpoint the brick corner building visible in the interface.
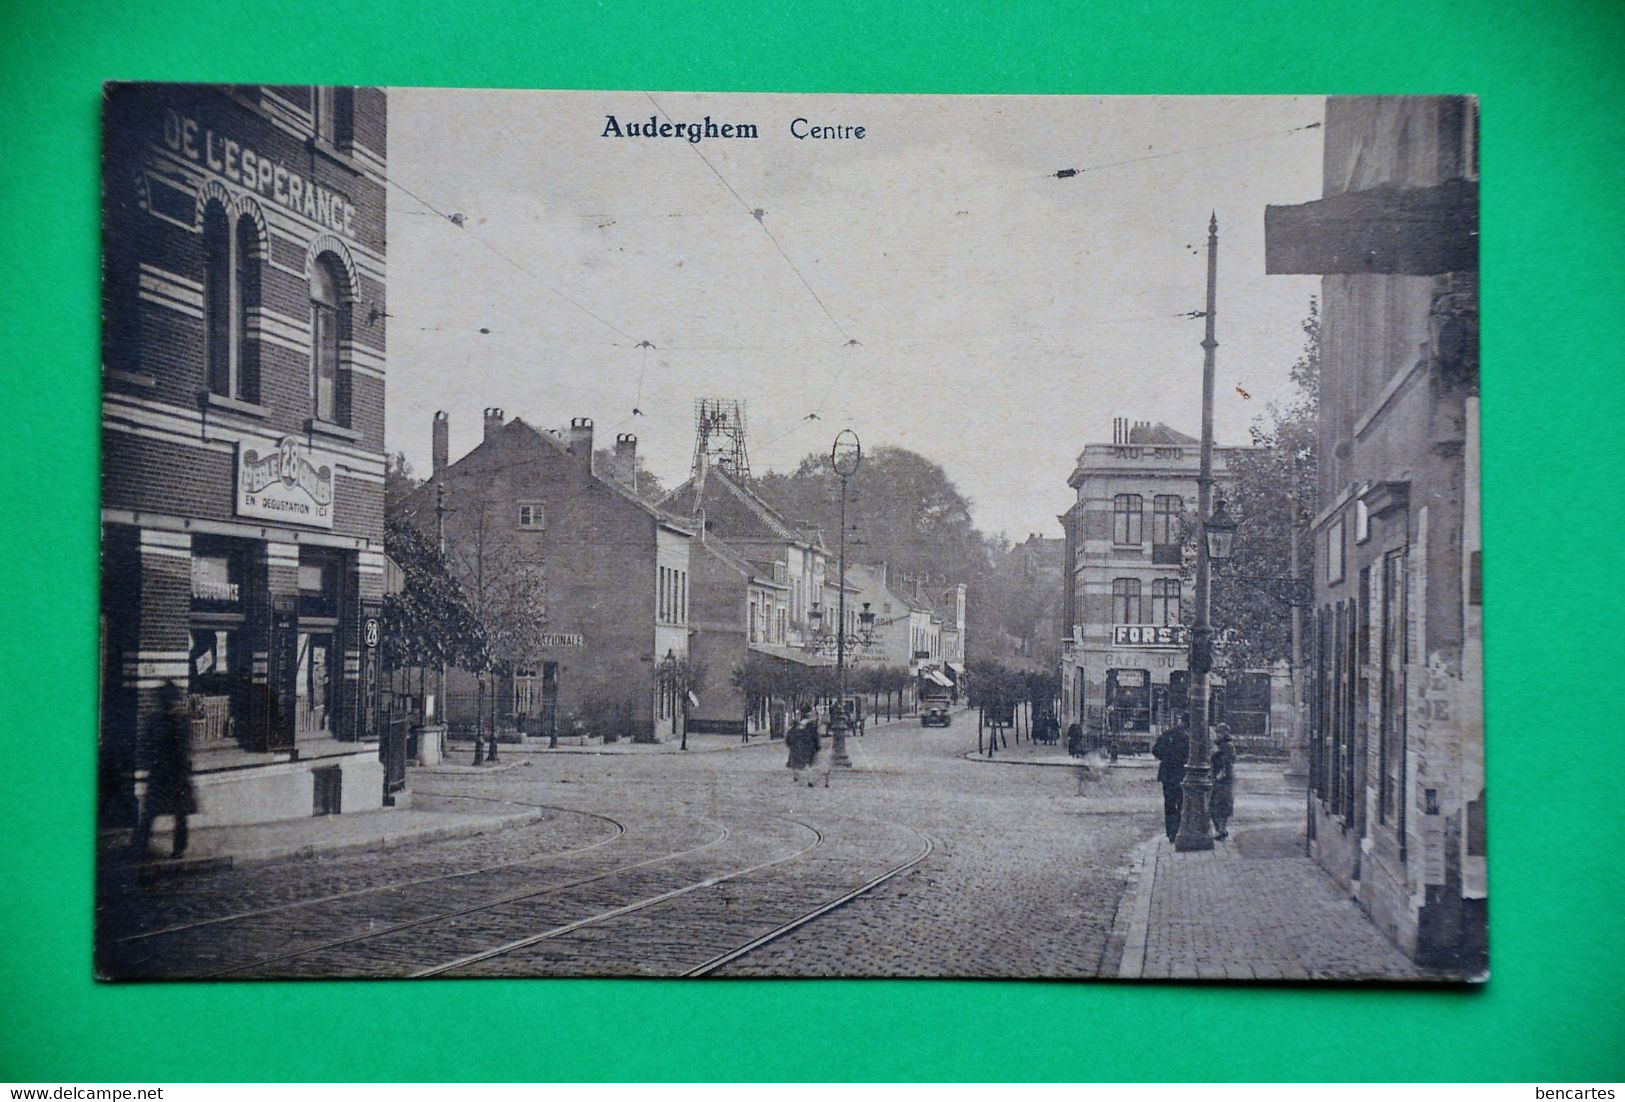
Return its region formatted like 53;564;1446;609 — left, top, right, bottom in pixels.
101;84;390;828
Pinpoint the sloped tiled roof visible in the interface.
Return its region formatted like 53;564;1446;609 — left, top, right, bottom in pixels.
695;534;790;589
397;416;691;534
661;465;811;546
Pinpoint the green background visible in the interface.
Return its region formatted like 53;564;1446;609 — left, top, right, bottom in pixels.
2;0;1621;1082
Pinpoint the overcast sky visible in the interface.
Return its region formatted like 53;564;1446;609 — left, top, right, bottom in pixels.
386;90;1324;539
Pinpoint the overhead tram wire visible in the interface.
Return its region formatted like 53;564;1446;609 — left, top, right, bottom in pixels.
643;93;869;443
644;92;853;345
382;171;644;345
1050;120;1321;179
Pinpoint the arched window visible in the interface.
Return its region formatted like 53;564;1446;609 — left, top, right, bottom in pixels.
309;254;346;423
202;202;260;402
202;202;232;396
233;216;260;402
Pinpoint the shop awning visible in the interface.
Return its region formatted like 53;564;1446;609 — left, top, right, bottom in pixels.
925;669;954;688
750;643;834;668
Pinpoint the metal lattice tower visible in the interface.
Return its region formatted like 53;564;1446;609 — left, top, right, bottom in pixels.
691;398;751;484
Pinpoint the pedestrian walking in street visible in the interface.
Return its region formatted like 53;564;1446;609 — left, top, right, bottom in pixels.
129;679;197;860
1209;724;1236;840
786;702;821;786
817;704;840;786
1151;716;1190;843
1065;722;1084;758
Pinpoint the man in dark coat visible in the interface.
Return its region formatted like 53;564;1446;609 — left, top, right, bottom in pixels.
129;680;197;859
1151;717;1190;843
1209;724;1237;840
786;702;821;785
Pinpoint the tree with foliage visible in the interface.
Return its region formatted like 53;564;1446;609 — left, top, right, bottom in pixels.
384;451;423;521
443;486;552;761
380;519;486;687
1185;299;1320;671
754;445;998;600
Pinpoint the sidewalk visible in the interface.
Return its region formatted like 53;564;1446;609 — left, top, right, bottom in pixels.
100;793;548;878
441;730;782;760
1113;820;1445;981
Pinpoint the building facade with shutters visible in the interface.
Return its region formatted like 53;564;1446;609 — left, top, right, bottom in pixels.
100;84;390;827
1265;95;1484;970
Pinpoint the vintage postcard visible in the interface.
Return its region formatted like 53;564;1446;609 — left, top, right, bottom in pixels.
96;87;1483;981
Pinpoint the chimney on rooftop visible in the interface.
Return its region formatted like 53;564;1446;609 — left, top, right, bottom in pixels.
1112;416;1128;445
483;407;505;442
569;417;595;467
613;433;638;488
432;410;449;475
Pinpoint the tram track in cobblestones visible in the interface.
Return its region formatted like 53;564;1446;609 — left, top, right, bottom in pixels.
683;820;934;977
426;814;935;979
104;798;748;979
199;812;735;979
412;816;827;977
108;793;628;947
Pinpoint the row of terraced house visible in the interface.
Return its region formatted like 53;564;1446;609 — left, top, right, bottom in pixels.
393;414;969;747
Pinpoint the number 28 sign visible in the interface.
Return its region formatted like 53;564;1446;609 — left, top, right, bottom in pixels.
364;617;380;649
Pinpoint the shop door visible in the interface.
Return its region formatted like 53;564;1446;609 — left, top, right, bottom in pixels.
263;608;298;752
540;662;560;738
296;631;336;738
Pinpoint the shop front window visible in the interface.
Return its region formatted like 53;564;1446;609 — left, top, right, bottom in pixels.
188;627;249;747
189;539;251;749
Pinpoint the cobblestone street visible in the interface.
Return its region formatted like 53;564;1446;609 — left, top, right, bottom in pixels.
97;710;1423;980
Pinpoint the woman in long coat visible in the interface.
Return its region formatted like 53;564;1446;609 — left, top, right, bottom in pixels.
786;703;821;785
1209;725;1236;840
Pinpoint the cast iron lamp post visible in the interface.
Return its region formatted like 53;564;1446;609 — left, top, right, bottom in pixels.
828;429;862;768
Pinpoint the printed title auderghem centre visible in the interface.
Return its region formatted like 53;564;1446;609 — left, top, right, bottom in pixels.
602;114;759;142
600;115;869;143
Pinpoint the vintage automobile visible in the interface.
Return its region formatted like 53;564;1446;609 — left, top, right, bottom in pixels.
919;697;952;727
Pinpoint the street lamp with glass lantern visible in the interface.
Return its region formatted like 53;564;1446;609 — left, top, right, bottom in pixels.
828;429;862;768
1204;496;1238;563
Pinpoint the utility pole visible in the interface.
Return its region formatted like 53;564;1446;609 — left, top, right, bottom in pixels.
1175;212;1220;853
829;429;862;768
430;481;447;766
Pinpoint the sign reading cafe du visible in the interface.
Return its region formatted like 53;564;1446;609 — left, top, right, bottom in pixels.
236;437;335;529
